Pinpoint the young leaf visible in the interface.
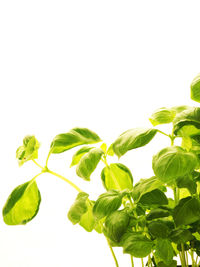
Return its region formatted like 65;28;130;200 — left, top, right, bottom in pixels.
67;192;89;224
155;239;174;265
79;200;95;232
111;128;158;157
3;181;41;225
139;189;168;206
103;210;130;243
149;107;176;126
76;148;103;181
173;107;200;136
16;135;40;166
152;146;198;183
132;176;165;202
191;73;200;103
148;221;170;238
173;197;200;226
70;146;94;167
92;190;124;220
101;163;133;191
50;128;101;154
122;232;153;258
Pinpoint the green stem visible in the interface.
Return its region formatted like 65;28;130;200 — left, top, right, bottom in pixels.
28;172;43;186
106;238;119;267
141;258;144;267
32;159;44;170
47;170;82;192
157;129;171;138
181;243;187;267
130;256;134;267
45;151;51;168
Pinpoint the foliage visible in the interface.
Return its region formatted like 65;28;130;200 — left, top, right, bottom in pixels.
4;73;200;266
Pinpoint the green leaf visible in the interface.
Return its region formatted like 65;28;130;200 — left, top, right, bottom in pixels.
146;208;170;221
171;105;191;114
100;143;107;153
139;189;168;206
111;128;157;157
70;146;94;167
169;229;194;244
157;260;177;267
173;197;200;226
79;200;95;232
76;148;103;181
16;136;40;166
176;175;197;195
191;73;200;103
101;163;133;191
149;107;176;126
155;239;174;265
152;146;198;183
148;221;170;238
92;190;124;220
67;192;89;224
122;232;153;258
3;181;41;225
173;107;200;136
132;176;165;202
107;144;114;156
103;210;130;243
50;128;101;154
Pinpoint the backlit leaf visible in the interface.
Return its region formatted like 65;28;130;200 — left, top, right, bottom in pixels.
149;107;176;126
70;146;94;167
191;73;200;103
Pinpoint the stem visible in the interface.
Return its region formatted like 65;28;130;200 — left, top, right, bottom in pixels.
47;170;82;192
141;258;144;267
157;129;171;138
173;187;179;206
32;159;44;170
106;238;119;267
45;151;51;168
28;171;43;187
130;256;134;267
181;243;187;267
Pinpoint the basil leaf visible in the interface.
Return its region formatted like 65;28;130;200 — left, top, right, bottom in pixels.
173;107;200;136
173;197;200;226
149;107;176;126
152;146;198;183
93;190;124;220
111;128;157;158
132;176;165;202
70;146;94;167
103;210;130;243
191;73;200;103
101;163;133;191
169;229;194;244
16;136;40;166
76;148;103;181
176;175;197;195
79;200;95;232
50;128;101;154
3;181;41;225
148;221;170;238
139;189;168;206
122;232;153;258
157;260;177;267
146;208;170;221
67;192;89;224
155;239;174;265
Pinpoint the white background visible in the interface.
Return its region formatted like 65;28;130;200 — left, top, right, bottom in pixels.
0;1;200;266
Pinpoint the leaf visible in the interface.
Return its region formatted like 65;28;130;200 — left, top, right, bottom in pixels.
122;232;153;258
92;190;124;220
16;136;40;166
100;143;107;153
101;163;133;191
191;73;200;103
132;176;165;202
173;107;200;136
175;175;197;195
111;128;158;157
146;208;170;221
157;260;177;267
139;189;168;206
169;229;194;244
50;128;101;154
3;181;41;225
148;221;170;238
149;107;176;126
76;148;103;180
79;200;95;232
70;146;94;167
152;146;198;183
107;144;114;156
173;197;200;226
103;210;130;243
155;239;174;265
67;192;89;224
